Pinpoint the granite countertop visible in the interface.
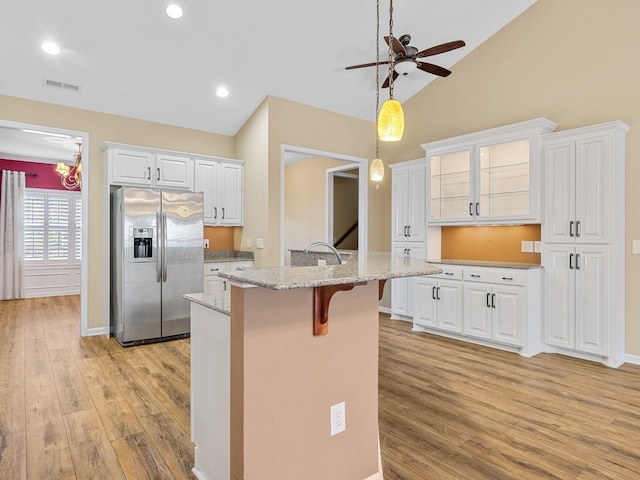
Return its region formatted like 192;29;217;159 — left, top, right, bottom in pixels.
218;251;442;290
204;250;254;263
184;292;230;315
427;259;542;269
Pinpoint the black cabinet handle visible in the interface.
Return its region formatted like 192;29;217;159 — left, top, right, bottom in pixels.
432;286;436;300
436;287;441;300
576;253;581;270
486;293;491;308
569;221;575;237
502;277;513;281
475;202;480;216
222;207;225;219
147;167;151;180
445;272;454;276
157;168;160;181
214;207;217;219
471;274;481;278
569;253;574;270
576;221;581;238
492;293;496;309
407;225;411;237
469;203;473;216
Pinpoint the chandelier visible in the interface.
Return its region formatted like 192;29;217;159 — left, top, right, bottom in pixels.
56;142;82;190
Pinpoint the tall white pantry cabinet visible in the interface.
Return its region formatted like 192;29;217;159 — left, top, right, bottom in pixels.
542;122;628;367
389;159;427;320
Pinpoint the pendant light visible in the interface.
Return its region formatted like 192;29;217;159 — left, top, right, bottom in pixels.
370;0;384;183
377;0;405;142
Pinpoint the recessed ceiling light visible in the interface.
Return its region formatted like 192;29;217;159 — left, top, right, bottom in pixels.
216;87;229;98
41;41;60;55
165;4;183;19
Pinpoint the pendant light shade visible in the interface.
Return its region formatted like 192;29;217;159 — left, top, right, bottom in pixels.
377;98;404;142
370;158;384;182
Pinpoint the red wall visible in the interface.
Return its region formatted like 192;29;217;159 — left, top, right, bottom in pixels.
0;158;80;191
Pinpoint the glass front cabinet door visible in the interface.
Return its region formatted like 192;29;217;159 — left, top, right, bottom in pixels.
423;118;558;225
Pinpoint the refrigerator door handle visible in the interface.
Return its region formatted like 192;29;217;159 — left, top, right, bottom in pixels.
156;211;162;282
162;213;168;282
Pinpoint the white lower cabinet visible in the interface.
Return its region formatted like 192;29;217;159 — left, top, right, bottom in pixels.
413;264;542;357
414;266;463;333
543;245;609;356
204;260;253;295
390;243;425;320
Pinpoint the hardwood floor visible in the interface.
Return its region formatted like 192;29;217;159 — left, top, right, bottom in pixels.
2;297;640;479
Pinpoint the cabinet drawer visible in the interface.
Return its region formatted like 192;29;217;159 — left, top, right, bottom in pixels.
229;261;253;273
464;268;526;286
204;262;228;276
431;265;463;280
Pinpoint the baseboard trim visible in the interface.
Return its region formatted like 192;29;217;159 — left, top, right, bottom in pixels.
378;306;392;315
625;353;640;366
85;326;109;337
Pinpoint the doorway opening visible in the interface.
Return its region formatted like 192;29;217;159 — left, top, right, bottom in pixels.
280;145;368;265
0;119;90;336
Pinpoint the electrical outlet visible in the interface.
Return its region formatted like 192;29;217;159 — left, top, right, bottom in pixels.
318;259;327;267
203;239;209;248
534;241;542;253
330;402;346;436
246;237;251;248
633;240;640;254
256;238;264;249
521;241;534;253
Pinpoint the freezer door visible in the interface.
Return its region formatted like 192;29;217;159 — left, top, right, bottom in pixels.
161;190;204;337
119;187;163;343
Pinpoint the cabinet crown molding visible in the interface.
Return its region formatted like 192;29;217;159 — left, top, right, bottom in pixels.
100;141;244;165
420;117;558;153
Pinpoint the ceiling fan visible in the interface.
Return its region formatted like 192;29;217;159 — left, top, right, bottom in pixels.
345;34;465;88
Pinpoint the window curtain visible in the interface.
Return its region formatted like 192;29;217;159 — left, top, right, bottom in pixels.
0;170;26;300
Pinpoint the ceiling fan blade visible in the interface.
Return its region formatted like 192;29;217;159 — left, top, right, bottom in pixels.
417;62;452;77
345;60;390;70
416;40;466;58
384;35;406;55
381;71;399;89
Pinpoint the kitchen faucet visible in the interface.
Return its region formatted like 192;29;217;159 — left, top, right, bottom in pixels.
303;241;344;265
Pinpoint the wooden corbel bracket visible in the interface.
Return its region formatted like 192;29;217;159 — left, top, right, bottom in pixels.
312;280;388;335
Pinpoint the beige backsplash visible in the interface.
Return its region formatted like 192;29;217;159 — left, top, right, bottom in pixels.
440;224;541;264
204;226;235;252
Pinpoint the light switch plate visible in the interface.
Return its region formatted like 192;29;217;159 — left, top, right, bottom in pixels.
204;239;209;248
534;241;542;253
256;238;264;249
633;240;640;254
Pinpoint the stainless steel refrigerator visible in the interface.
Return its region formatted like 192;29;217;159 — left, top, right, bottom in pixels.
110;186;203;346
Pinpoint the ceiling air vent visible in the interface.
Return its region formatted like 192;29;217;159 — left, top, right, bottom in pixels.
44;78;80;92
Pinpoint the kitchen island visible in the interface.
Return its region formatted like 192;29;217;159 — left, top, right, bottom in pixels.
185;251;441;480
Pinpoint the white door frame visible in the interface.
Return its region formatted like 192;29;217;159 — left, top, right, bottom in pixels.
0;119;90;336
280;144;368;265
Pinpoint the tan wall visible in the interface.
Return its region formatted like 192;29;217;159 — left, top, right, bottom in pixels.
283;157;346;263
387;0;640;354
0;94;235;330
441;225;541;264
234;100;270;266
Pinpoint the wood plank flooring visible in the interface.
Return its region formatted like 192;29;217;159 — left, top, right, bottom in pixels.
2;296;640;479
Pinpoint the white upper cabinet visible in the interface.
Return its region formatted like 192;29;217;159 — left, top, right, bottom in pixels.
194;158;244;226
106;145;193;190
390;160;426;242
543;123;627;244
422;118;558;225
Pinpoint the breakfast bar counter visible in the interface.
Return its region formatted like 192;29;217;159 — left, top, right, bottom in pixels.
186;252;440;480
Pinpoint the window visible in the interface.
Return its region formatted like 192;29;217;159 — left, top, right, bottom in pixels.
24;189;82;265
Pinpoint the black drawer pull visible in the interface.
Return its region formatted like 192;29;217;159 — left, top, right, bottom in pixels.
471;274;480;278
502;277;513;281
444;272;454;276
